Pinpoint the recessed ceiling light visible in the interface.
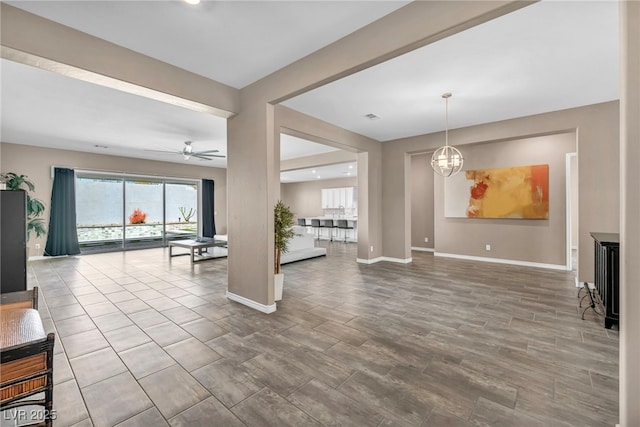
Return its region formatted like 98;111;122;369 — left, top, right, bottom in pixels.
311;170;316;174
317;175;321;179
183;0;201;5
347;172;351;176
348;165;354;169
365;113;380;120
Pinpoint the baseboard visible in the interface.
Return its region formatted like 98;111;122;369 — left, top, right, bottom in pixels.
434;252;568;271
28;255;68;261
574;277;596;289
357;256;412;264
226;291;276;314
382;256;412;264
356;257;384;264
411;247;435;253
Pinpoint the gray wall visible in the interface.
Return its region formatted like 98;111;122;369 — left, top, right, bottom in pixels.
281;177;358;219
383;101;619;282
620;2;640;423
410;153;434;249
0;142;227;255
434;133;575;266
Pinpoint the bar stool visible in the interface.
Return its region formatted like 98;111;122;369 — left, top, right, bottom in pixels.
298;218;311;234
311;219;322;240
336;219;354;242
321;219;335;241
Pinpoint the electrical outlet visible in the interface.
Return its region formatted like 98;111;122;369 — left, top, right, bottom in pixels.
35;243;41;249
370;245;374;252
485;244;491;251
424;237;429;243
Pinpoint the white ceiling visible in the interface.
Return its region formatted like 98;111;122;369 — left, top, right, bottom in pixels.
0;59;337;169
280;135;339;161
1;58;229;167
283;0;619;141
0;1;619;181
5;0;409;89
281;162;356;184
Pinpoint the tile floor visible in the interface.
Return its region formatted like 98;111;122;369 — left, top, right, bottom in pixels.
2;242;619;426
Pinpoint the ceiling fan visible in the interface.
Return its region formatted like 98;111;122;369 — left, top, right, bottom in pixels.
147;141;225;161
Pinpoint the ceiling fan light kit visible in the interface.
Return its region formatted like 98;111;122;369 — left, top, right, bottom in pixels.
431;92;464;177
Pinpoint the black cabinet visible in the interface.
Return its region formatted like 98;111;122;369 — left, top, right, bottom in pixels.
1;190;27;293
590;232;619;329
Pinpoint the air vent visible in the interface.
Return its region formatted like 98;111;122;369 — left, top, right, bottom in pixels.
365;113;380;120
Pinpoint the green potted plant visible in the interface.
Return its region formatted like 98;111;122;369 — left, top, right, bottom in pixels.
274;200;295;301
2;172;47;240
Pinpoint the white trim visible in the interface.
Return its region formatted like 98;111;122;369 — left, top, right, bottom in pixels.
357;256;412;264
412;246;435;253
566;152;577;272
575;279;594;289
434;252;569;271
572;245;578;250
226;291;276;314
28;255;68;261
356;257;384;264
382;256;412;264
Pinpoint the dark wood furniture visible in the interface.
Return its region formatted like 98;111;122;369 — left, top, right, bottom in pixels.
0;288;54;426
1;190;28;293
590;232;619;329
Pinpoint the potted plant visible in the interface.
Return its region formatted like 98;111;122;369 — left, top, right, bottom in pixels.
274;200;295;301
2;172;46;240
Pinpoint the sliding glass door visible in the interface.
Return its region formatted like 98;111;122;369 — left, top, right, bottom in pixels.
165;181;198;242
76;175;124;252
124;179;164;250
75;172;199;253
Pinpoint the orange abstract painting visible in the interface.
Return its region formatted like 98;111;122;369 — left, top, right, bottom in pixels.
445;164;549;219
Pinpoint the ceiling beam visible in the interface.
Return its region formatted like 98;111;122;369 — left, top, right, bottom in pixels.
0;3;239;119
244;1;537;105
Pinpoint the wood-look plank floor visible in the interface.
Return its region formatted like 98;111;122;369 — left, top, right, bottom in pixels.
16;242;618;427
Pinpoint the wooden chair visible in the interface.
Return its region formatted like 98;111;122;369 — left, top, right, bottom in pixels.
0;287;55;427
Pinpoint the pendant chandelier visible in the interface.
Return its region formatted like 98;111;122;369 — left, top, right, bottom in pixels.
431;92;464;177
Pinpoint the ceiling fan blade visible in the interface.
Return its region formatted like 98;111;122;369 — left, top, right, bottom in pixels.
191;153;226;160
193;149;220;154
191;153;213;160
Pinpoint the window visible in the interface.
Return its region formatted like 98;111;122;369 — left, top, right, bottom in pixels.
75;172;199;253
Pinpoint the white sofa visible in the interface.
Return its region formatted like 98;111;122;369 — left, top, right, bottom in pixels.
281;226;327;264
214;226;326;264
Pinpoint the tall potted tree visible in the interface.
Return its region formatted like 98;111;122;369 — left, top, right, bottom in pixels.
274;200;295;301
2;173;47;240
